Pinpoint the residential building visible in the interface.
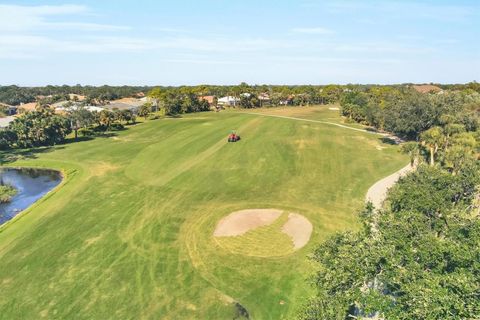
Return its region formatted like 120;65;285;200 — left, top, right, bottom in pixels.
218;96;240;107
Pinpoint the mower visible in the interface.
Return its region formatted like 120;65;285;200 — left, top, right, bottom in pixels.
227;130;241;142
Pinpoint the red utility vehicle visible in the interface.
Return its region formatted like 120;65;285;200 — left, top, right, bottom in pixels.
227;130;241;142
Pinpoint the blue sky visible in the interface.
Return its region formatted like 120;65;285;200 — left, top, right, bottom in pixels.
0;0;479;85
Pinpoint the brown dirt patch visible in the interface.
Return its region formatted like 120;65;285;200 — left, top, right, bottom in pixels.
213;209;282;237
89;162;119;177
281;213;313;249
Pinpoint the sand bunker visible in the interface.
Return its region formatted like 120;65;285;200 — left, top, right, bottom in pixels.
213;209;282;237
214;209;313;251
281;213;313;249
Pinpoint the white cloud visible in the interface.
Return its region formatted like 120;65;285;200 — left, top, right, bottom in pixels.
0;33;293;59
291;27;333;35
0;4;127;32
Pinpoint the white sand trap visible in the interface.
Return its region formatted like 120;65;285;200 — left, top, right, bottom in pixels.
281;213;313;249
328;107;340;110
214;209;282;237
214;209;313;251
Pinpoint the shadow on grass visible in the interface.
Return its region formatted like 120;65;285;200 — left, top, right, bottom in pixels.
0;123;134;165
379;136;398;145
63;136;94;144
0;146;63;166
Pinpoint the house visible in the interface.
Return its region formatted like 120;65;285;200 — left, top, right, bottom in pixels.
17;102;38;113
102;102;141;112
68;94;86;101
98;97;145;112
217;96;240;107
55;105;105;114
279;95;294;105
35;95;52;100
258;93;270;101
198;95;216;105
0;102;17;115
412;84;443;94
51;100;71;109
258;93;271;106
109;97;145;108
0;116;15;128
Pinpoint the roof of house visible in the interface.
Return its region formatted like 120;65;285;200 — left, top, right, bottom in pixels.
412;84;443;94
199;95;215;104
51;100;71;108
103;102;140;111
218;96;239;103
110;97;144;107
258;93;270;100
68;94;86;101
17;102;38;111
55;105;105;113
0;116;15;128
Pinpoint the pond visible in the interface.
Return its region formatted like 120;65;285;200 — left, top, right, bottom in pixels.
0;168;62;225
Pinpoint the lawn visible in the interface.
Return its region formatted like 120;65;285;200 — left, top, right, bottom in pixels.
0;106;408;319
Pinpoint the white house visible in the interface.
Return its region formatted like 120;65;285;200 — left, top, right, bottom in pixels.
55;105;105;113
217;96;240;107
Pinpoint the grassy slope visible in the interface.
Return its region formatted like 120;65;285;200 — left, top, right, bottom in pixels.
0;107;408;319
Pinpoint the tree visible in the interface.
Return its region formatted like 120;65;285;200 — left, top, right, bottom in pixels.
421;126;444;166
98;110;115;130
301;163;480;320
443;132;477;174
239;94;260;109
138;103;151;119
400;141;420;167
7;109;71;148
66;106;95;139
383;92;439;140
147;87;164;113
0;129;17;150
121;109;135;124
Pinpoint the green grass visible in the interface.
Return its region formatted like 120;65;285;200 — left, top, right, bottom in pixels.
0;106;408;319
215;212;295;257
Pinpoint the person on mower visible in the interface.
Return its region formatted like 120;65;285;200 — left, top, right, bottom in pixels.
228;130;241;142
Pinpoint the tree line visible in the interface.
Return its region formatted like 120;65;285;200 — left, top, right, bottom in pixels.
0;107;136;150
3;82;478;107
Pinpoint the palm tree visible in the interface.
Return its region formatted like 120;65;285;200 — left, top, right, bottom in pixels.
99;110;114;130
400;141;420;167
420;126;444;166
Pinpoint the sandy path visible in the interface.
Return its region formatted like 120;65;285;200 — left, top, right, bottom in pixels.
365;164;414;208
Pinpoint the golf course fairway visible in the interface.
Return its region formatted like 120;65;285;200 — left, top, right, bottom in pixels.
0;107;408;319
